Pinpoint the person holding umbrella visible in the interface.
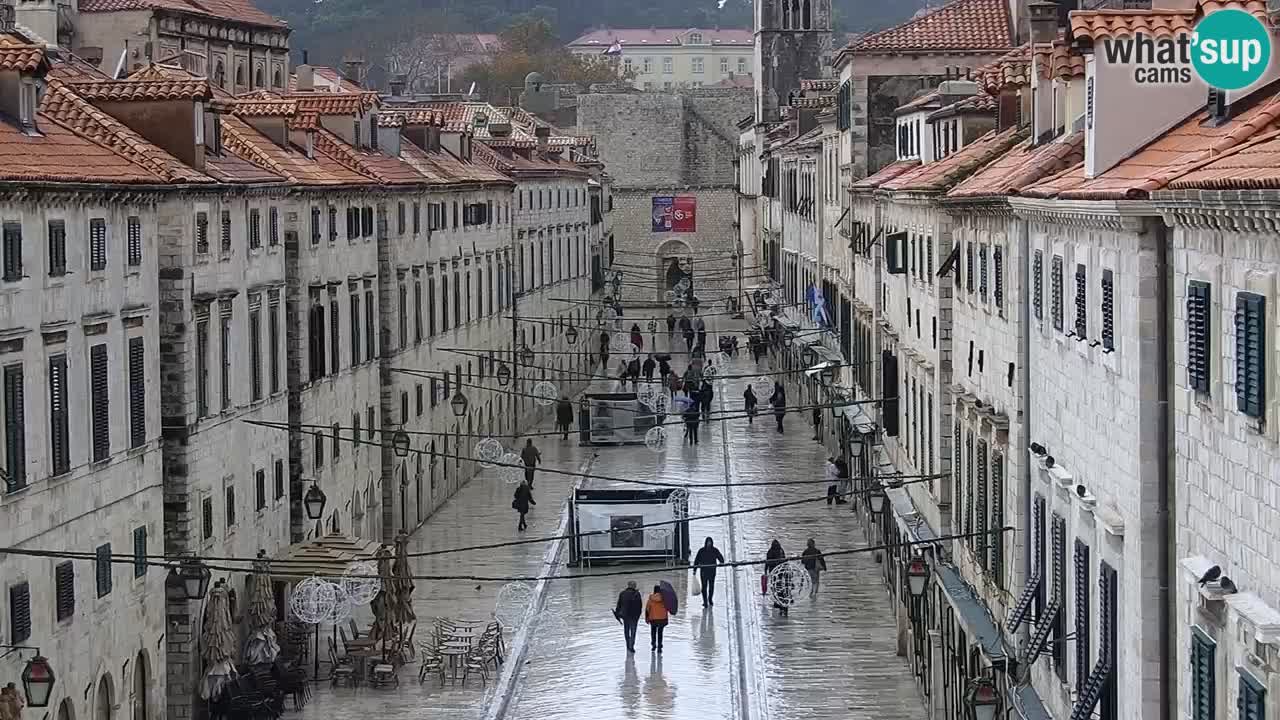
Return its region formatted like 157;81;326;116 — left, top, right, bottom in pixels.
645;583;674;652
614;581;643;653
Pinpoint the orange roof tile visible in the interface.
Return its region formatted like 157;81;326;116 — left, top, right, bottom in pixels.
1164;127;1280;189
376;109;442;128
0;111;161;184
1068;9;1195;42
929;93;998;121
850;0;1013;54
0;33;46;73
46;54;112;82
220;115;372;186
1025;93;1280;199
1034;39;1085;80
977;44;1031;94
800;78;838;92
39;81;211;183
948;132;1085;199
402;140;513;185
287;92;379;116
851;159;920;191
1199;0;1269;20
896;90;944;116
204;150;283;183
287;111;319;131
77;0;286;29
71;78;212;101
882;126;1027;192
313;129;424;185
231;99;298;117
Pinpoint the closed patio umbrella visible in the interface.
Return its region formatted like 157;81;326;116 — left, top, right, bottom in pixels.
243;551;280;665
369;545;395;646
389;531;417;662
199;582;237;701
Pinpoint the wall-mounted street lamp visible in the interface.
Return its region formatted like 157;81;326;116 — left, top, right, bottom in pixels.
164;557;212;602
565;324;579;345
965;677;1001;720
906;555;930;598
392;430;411;458
519;345;535;367
450;392;469;417
868;488;887;515
303;482;327;521
0;648;57;707
497;363;512;387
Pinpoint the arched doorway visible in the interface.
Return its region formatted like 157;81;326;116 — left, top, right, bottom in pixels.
655;239;693;299
58;698;75;720
132;652;149;720
96;674;114;720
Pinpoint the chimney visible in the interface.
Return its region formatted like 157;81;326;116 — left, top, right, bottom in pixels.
295;64;314;92
535;125;551;154
389;73;408;97
1027;0;1059;44
341;53;365;88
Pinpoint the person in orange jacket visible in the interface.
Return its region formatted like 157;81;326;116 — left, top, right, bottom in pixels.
644;584;670;652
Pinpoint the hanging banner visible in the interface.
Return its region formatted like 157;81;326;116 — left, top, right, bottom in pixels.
652;196;697;233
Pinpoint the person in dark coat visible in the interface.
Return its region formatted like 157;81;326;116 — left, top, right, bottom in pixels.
614;580;644;652
629;324;644;352
512;480;535;531
520;439;541;487
812;406;823;441
679;315;694;353
658;357;672;380
599;331;611;369
764;539;789;616
555;396;574;440
769;382;787;433
699;379;714;422
666;313;677;336
692;537;726;607
642;355;656;383
683;402;701;445
694;315;707;352
744;384;758;423
800;538;828;598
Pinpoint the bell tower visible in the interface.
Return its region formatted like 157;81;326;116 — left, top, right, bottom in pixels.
754;0;832;123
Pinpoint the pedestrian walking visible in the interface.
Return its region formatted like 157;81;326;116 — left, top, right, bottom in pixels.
614;580;643;652
812;405;823;440
658;356;672;380
521;439;541;487
700;378;714;422
642;355;656;383
666;312;676;336
825;456;841;504
512;480;535;531
680;315;694;353
668;373;683;398
744;384;758;423
599;331;611;369
555;396;574;440
683;401;701;445
627;357;641;390
644;584;670;652
630;323;644;352
835;456;852;500
764;539;789;616
769;382;788;433
800;538;827;598
694;314;707;352
692;537;725;607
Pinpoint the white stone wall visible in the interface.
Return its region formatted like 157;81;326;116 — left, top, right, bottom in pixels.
0;195;168;720
1022;214;1166;720
1168;219;1280;720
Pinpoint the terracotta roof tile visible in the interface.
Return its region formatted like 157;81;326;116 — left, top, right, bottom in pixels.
402;141;513;185
1164;127;1280;189
1034;39;1086;80
1199;0;1269;19
850;0;1013;54
313;129;425;185
948;131;1085;199
376;109;442;128
71;78;212;101
286;92;379;116
1025;92;1280;199
77;0;286;29
792;95;834;109
46;54;113;81
203;150;284;183
1068;9;1195;42
896;90;944;116
220;115;372;186
230;98;298;117
801;78;838;91
977;43;1031;94
851;159;920;191
287;67;364;94
882;126;1027;192
929;93;998;121
0;110;161;184
0;33;46;73
40;81;211;182
287;111;319;130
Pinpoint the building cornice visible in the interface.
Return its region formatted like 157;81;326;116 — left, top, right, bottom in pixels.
1154;192;1280;232
1007;197;1158;231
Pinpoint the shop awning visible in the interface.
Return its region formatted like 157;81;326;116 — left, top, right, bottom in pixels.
270;533;383;581
841;404;878;434
804;361;836;378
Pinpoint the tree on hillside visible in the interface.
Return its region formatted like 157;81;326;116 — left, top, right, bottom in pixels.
460;17;632;103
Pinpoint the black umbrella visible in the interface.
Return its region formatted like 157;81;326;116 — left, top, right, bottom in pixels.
657;580;678;616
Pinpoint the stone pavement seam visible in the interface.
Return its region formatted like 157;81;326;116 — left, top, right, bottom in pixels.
720;391;770;720
484;448;599;720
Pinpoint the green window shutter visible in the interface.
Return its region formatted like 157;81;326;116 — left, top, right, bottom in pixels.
1187;281;1211;393
1235;292;1266;418
1238;671;1265;720
1191;629;1216;720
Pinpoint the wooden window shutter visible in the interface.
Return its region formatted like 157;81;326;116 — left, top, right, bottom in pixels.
1074;539;1092;694
248;209;260;249
268;207;279;246
975;438;988;567
89;218;107;271
1074;263;1088;338
990;453;1004;586
329;296;339;373
953;420;963;533
95;544;112;598
1238;672;1264;720
47;220;66;276
1034;495;1046;615
128;337;146;449
274;459;284;500
127;216;142;266
994;246;1004;309
9;582;31;642
1190;628;1216;720
196;211;209;254
1051;255;1064;331
133;525;147;578
49;355;69;476
90;344;110;462
249;307;262;401
1033;250;1043;320
220;209;232;253
1235;292;1266;418
979;245;988;301
1101;269;1115;351
54;561;74;621
3;222;23;281
1052;513;1068;680
1188;281;1212;393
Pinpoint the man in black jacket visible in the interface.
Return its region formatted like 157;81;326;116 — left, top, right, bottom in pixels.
614;580;643;652
521;439;541;487
692;537;726;607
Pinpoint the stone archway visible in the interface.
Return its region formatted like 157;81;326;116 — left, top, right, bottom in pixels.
96;674;114;720
655;239;693;299
132;652;150;720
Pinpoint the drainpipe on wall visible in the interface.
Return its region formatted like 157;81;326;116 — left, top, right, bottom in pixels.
1016;212;1033;662
1156;218;1173;720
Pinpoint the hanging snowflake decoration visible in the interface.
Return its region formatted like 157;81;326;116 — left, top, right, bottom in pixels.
666;487;690;519
342;561;382;605
751;376;775;392
644;426;670;453
637;383;661;407
768;561;812;608
649;393;671;416
497;452;524;484
703;365;718;380
494;581;535;626
534;611;571;657
605;307;619;324
289;576;340;625
532;381;559;406
646;522;672;541
665;290;676;303
322;581;353;624
475;438;506;467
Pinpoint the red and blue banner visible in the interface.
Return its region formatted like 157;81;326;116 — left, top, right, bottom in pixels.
652;196;697;233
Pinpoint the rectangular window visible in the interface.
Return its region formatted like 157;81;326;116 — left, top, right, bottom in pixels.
248;209;261;249
979;245;988;301
133;526;147;578
47;220;66;276
1101;269;1115;351
329;206;338;242
346;207;357;240
965;242;975;293
329;296;339;373
361;207;374;237
312;207;322;245
196;211;209;254
2;222;23;281
367;406;375;440
1188;281;1211;393
720;56;729;73
126;216;142;266
1051;255;1064;331
268;207;279;246
990;452;1004;584
268;300;280;394
414;280;423;343
89;218;107;271
202;496;213;540
1074;263;1088;338
365;290;375;360
1032;250;1043;320
1188;629;1216;720
128;337;146;448
332;423;341;460
1075;539;1092;694
219;304;232;409
350;293;362;366
95;543;112;597
397;202;406;235
220;209;231;253
255;468;266;510
993;246;1004;310
401;391;409;424
1236;292;1266;418
3;363;25;491
663;57;673;73
1052;513;1068;681
249;306;262;401
55;561;74;621
274;458;284;500
8;582;31;642
416;384;424;416
225;485;236;528
692;57;704;73
413;202;421;235
196;318;209;416
399;284;408;348
1099;562;1118;720
90;343;110;462
49;354;69;476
